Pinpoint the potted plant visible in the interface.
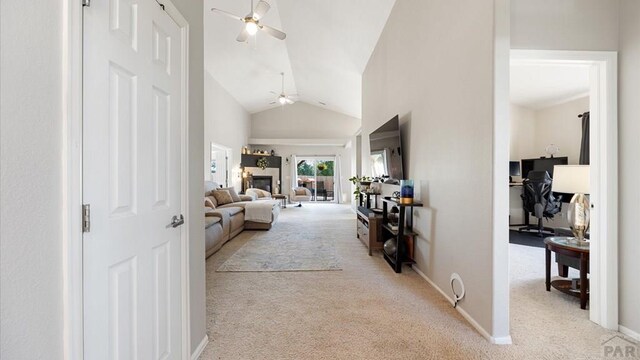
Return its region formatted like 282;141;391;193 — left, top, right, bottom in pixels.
348;175;372;200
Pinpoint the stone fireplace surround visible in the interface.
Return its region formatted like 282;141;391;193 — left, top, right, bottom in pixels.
243;167;281;194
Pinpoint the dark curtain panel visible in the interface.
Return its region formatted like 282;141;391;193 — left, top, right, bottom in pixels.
579;112;590;165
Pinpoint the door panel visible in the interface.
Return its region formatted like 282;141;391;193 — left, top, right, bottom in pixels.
83;0;183;359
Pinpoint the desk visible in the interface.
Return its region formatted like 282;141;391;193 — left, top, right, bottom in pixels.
509;183;527;226
544;236;590;309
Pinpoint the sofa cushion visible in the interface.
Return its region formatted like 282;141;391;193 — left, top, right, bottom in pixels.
214;206;243;216
205;216;221;229
295;188;307;195
239;194;254;202
206;195;218;208
247;188;271;199
218;201;252;209
204;197;216;209
217;187;241;202
212;190;233;205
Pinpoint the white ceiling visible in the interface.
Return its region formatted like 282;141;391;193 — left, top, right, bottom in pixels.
510;63;590;110
204;0;396;118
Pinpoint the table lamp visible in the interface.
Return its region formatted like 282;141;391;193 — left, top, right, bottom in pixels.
552;165;590;244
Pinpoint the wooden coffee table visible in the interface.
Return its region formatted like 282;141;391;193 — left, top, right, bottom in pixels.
544;236;590;309
272;194;287;208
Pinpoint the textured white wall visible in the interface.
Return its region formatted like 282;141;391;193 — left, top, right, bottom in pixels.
0;1;64;358
511;0;619;51
617;0;640;336
204;72;251;192
533;97;588;164
250;102;360;140
509;104;536;163
363;0;497;336
512;0;640;336
510;97;589;165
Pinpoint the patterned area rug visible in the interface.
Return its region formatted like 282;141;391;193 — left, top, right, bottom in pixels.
216;222;342;272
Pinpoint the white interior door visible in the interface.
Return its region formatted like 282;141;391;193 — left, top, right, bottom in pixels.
83;0;183;358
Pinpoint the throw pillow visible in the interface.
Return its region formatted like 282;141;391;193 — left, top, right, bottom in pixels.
295;188;307;196
206;195;218;208
204;197;215;209
216;187;241;202
212;190;233;205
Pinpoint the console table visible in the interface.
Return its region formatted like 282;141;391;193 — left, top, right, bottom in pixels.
356;207;382;256
544;236;590;309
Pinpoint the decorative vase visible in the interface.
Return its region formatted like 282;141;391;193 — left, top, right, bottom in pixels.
400;179;414;204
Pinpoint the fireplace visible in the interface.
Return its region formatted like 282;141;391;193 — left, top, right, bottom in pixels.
252;176;272;193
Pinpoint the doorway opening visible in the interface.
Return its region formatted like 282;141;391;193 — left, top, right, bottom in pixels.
503;50;618;339
295;157;337;202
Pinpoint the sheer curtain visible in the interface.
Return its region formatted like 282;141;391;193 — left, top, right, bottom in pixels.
290;155;298;196
334;156;342;204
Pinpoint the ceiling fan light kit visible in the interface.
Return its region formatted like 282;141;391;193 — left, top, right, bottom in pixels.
211;0;286;42
270;72;296;106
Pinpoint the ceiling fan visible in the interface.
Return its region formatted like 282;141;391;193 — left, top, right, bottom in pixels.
270;73;296;105
211;0;287;42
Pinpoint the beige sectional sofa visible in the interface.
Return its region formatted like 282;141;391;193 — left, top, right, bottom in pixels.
204;181;280;258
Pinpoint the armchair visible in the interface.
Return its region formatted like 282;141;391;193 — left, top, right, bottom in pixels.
290;187;312;207
518;171;563;236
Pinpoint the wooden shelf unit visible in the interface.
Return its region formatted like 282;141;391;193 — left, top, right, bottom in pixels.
381;197;422;273
356;206;382;256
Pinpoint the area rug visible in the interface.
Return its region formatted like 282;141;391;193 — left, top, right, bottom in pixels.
509;229;548;248
216;223;342;272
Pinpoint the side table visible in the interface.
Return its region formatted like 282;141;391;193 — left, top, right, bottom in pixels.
272;194;287;208
544;236;590;309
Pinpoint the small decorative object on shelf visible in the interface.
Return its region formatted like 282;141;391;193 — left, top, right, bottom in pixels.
400;179;414;204
270;149;275;156
256;157;269;170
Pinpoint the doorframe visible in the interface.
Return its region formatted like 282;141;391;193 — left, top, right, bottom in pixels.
62;0;192;358
507;50;619;329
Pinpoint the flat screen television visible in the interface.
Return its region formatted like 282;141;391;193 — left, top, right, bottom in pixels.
521;156;568;178
369;115;404;184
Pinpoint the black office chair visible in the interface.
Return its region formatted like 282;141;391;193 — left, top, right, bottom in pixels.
519;171;563;237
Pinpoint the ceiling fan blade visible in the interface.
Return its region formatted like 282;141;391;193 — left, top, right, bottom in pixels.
259;24;286;40
269;101;277;105
211;8;244;22
269;91;278;95
285;98;295;105
253;0;271;20
236;28;249;42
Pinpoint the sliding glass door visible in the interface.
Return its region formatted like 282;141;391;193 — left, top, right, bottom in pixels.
296;157;336;202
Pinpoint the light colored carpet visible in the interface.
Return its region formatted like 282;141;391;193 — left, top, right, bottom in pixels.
199;203;621;360
216;222;342;272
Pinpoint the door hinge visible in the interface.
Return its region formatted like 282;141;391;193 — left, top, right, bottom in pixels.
82;204;91;233
82;0;90;7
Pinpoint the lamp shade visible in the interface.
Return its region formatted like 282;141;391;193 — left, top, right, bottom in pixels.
552;165;590;194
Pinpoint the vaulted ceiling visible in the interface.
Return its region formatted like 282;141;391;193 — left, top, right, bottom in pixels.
203;0;396;118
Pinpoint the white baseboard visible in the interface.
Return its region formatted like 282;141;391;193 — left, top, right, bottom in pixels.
191;335;209;360
411;265;512;345
619;325;640;341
